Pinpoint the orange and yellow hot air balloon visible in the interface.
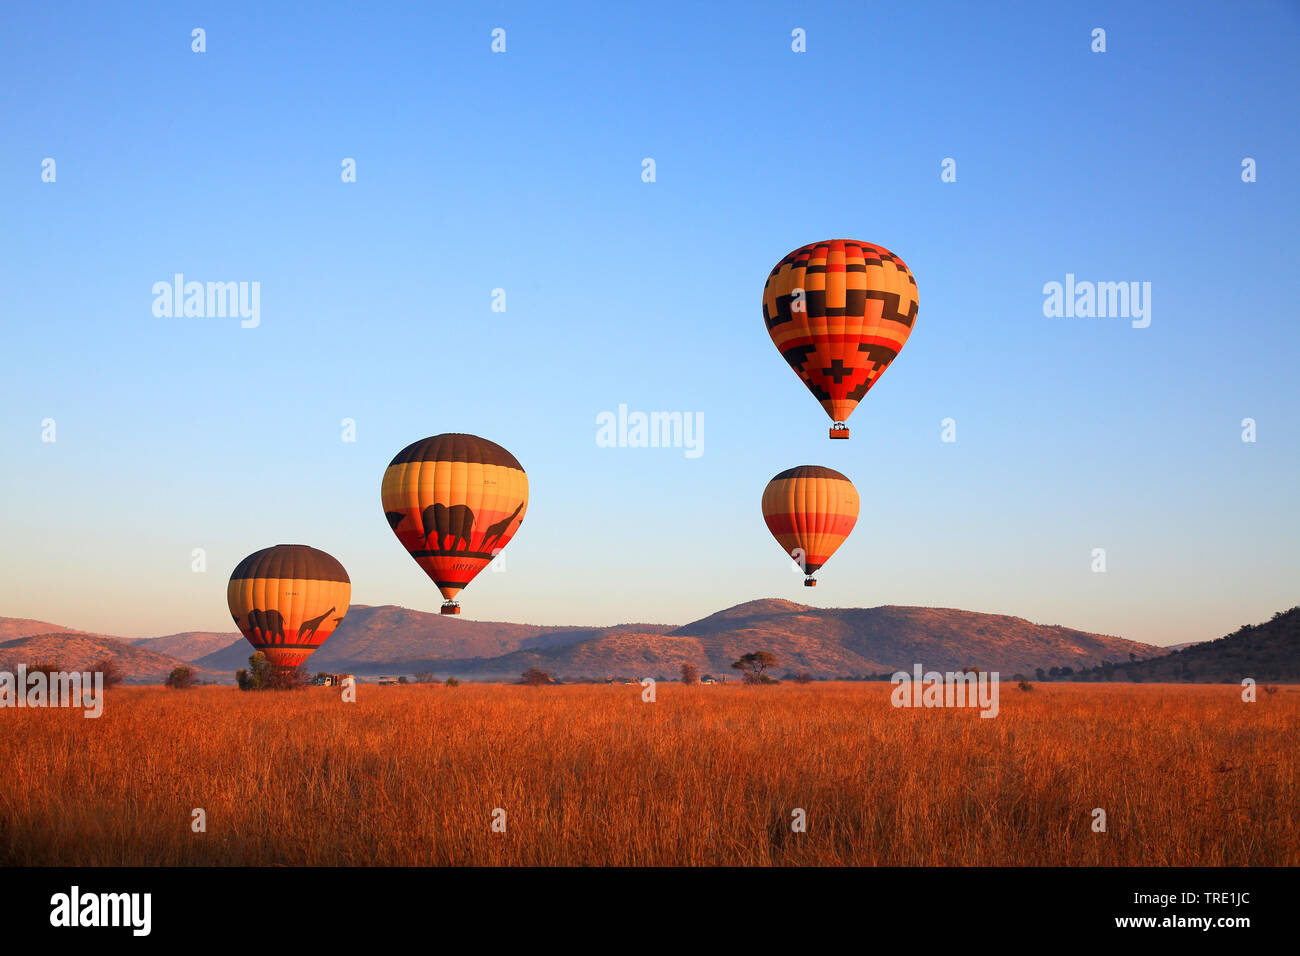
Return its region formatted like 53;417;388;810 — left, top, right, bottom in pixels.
761;466;859;587
381;433;528;615
763;239;918;438
226;544;351;669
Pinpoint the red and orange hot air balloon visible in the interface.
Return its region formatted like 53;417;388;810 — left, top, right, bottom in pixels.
226;544;351;669
381;433;529;615
762;239;918;438
761;466;859;587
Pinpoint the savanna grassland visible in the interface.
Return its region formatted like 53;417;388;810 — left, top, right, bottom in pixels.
1;682;1296;866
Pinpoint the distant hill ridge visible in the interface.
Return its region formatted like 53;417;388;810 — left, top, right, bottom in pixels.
10;601;1291;684
0;599;1173;682
1068;607;1300;683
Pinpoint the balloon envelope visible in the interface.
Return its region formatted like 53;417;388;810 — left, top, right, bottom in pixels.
381;433;528;612
226;544;351;668
763;239;918;435
761;465;859;584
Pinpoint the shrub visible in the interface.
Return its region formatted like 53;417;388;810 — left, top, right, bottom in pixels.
165;666;194;689
89;657;125;689
23;660;64;677
1018;680;1034;692
444;676;460;687
680;663;699;684
236;652;309;691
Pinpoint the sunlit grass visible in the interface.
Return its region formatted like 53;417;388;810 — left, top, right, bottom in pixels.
2;682;1295;865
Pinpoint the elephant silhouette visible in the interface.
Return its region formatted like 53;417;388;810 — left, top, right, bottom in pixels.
385;511;406;531
421;502;475;551
246;608;286;643
480;503;524;554
299;606;336;643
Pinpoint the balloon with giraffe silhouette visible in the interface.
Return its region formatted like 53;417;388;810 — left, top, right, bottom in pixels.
226;544;351;669
763;239;918;439
381;433;529;615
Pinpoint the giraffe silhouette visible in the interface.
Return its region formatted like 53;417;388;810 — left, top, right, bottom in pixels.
299;606;336;643
421;503;475;551
480;503;524;553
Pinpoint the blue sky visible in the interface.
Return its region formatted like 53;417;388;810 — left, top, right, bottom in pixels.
1;1;1296;646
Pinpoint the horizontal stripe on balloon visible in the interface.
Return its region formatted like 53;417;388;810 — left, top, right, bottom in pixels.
765;511;858;536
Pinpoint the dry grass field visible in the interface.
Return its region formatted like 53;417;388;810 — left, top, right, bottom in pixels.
1;682;1296;866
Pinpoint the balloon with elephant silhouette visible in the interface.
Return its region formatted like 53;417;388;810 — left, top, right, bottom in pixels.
381;433;529;615
226;544;351;669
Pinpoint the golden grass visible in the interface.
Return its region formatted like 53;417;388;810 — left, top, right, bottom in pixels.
1;682;1295;865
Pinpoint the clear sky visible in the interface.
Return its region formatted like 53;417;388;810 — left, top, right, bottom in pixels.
1;1;1296;646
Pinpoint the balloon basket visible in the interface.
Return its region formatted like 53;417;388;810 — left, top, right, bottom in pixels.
803;577;817;588
440;602;461;616
829;425;850;439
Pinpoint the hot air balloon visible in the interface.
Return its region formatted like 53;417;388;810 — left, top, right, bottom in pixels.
763;239;918;438
381;433;528;615
226;544;351;670
761;466;859;587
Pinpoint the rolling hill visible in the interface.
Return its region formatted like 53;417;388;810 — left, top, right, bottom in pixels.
0;617;101;642
428;599;1163;680
129;631;243;661
1071;607;1300;683
0;632;226;684
1;599;1178;683
193;605;676;674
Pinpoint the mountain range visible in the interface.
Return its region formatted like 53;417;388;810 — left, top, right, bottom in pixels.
0;599;1172;682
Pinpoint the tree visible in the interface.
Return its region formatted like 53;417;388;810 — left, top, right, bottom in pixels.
680;662;699;684
793;671;813;684
519;666;552;686
444;676;460;687
414;670;436;684
1035;668;1046;681
89;657;125;689
397;675;409;684
165;666;194;689
731;651;778;684
236;652;273;691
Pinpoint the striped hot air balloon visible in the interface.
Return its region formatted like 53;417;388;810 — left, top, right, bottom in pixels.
761;466;859;587
381;433;528;615
763;239;918;438
226;544;351;669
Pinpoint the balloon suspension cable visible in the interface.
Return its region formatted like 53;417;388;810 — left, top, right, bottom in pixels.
829;422;850;439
